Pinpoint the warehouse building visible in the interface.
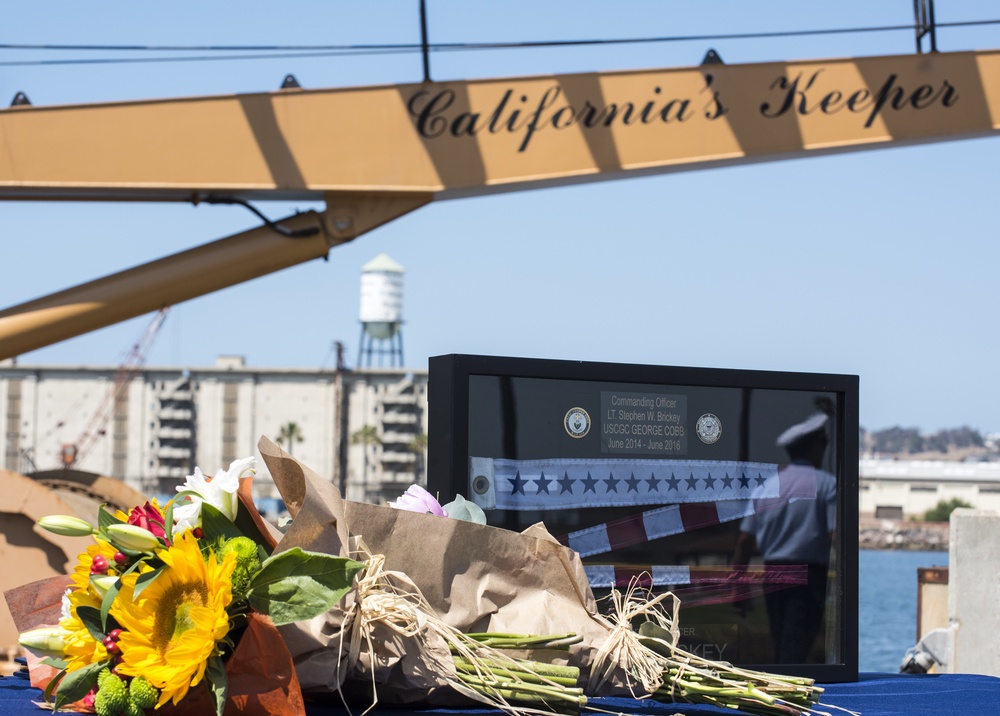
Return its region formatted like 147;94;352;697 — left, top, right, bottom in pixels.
0;356;427;511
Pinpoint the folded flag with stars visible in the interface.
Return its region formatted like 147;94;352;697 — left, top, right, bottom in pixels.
469;457;781;511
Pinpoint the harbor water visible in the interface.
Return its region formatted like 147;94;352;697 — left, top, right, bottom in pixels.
858;548;948;673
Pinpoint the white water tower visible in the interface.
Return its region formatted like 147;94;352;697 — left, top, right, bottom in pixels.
357;253;405;367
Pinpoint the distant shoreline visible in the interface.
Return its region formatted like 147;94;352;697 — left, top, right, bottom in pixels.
859;518;948;551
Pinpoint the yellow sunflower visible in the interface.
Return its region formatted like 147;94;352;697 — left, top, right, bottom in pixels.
112;531;236;707
69;538;120;592
59;587;109;671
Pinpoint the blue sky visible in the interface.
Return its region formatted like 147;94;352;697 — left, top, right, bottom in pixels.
1;1;998;433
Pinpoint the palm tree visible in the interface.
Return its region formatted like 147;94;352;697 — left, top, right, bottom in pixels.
351;424;382;494
407;432;428;483
351;424;381;448
276;421;304;457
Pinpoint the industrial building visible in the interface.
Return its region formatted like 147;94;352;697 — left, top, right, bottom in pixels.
0;356;428;510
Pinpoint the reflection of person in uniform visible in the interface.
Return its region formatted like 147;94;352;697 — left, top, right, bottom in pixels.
733;413;837;664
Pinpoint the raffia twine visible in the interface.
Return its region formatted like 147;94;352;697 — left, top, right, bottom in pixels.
592;577;855;716
586;575;678;697
333;536;580;716
590;576;784;701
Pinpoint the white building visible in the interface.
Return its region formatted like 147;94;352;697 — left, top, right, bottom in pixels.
0;357;427;510
860;458;1000;519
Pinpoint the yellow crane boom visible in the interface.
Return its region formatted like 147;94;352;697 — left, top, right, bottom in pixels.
1;49;998;358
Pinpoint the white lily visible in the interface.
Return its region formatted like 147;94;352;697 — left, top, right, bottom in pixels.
37;515;96;537
89;574;119;599
19;627;69;658
173;456;256;534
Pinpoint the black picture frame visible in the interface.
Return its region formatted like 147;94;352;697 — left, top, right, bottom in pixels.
428;354;859;683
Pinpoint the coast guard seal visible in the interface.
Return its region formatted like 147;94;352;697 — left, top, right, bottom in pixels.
696;413;722;444
564;407;591;438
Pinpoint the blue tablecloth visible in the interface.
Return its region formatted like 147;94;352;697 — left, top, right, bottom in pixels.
3;670;1000;715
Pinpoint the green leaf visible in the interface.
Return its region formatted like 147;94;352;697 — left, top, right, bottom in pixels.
43;668;65;704
133;564;166;599
76;605;107;643
200;502;242;543
233;499;273;556
99;577;122;630
163;499;175;544
40;657;68;670
247;548;365;626
97;504;126;531
108;553;149;606
205;654;228;716
53;661;104;711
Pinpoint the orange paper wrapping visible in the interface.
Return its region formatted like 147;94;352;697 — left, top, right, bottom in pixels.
158;612;305;716
4;574;74;693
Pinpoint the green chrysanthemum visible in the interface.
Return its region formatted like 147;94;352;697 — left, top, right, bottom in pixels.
95;673;128;716
96;667;114;690
128;675;159;710
220;535;260;599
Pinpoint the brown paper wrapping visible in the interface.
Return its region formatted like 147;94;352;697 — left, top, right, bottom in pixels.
258;436;631;703
257;437;455;703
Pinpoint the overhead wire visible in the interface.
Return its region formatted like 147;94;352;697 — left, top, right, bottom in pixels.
0;18;997;67
0;49;410;68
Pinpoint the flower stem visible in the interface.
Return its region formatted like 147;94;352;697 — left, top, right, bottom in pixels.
456;673;588;709
453;656;580;687
452;632;586;713
464;633;583;650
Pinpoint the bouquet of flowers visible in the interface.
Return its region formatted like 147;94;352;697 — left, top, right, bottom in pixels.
9;458;364;716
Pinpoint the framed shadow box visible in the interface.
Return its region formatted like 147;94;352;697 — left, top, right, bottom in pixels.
428;354;859;682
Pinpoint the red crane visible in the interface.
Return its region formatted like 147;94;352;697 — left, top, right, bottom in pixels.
61;308;169;469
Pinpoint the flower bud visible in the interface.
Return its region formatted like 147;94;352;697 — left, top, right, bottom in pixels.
37;515;95;537
19;627;68;658
89;574;119;599
106;523;162;552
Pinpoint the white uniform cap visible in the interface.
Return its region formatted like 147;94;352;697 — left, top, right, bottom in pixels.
776;413;829;448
